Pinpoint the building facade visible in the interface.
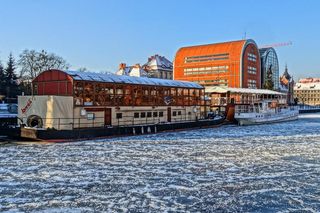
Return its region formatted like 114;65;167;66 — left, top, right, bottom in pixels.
143;54;173;79
279;65;295;104
259;47;279;90
173;39;261;89
116;55;173;80
294;77;320;106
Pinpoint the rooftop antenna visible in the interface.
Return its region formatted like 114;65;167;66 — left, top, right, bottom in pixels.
243;30;247;40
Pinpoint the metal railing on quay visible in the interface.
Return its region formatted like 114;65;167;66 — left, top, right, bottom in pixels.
298;104;320;110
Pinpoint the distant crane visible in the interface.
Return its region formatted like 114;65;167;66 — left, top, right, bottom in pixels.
260;41;293;49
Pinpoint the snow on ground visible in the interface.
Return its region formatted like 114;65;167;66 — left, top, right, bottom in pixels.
0;114;320;212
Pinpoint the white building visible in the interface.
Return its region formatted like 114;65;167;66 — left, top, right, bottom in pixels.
116;63;148;78
116;55;173;79
143;54;173;79
294;77;320;106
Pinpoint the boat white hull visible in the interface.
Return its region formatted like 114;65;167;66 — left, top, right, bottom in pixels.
235;110;299;126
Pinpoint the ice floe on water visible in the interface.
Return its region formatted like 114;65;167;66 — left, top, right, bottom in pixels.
1;114;320;212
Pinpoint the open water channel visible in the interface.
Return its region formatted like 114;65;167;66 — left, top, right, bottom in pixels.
0;114;320;212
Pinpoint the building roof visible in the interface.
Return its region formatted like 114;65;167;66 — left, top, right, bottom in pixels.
65;70;203;89
259;47;277;59
281;65;291;81
298;77;320;83
143;54;173;71
116;64;148;77
174;39;257;63
205;86;284;95
294;81;320;90
259;48;269;56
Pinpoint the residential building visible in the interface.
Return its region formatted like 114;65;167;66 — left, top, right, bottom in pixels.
294;77;320;106
143;54;173;79
116;55;173;79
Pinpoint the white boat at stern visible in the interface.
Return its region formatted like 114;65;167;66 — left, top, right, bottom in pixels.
234;100;299;126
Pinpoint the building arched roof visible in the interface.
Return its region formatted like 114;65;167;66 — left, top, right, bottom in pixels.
174;39;258;65
259;47;277;60
33;69;203;89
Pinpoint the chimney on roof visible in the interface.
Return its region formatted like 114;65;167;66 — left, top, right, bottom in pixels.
119;63;126;69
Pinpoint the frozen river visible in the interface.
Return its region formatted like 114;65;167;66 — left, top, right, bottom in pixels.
1;114;320;212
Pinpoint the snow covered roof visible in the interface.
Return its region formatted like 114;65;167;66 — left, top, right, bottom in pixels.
116;64;149;77
205;86;285;95
294;82;320;90
143;55;173;71
65;70;203;89
298;78;320;83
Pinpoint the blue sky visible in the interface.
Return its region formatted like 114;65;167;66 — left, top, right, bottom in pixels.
0;0;319;80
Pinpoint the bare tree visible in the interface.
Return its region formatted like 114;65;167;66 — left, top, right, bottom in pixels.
78;67;87;72
18;49;70;79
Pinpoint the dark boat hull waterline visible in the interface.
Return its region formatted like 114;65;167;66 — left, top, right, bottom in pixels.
19;118;225;142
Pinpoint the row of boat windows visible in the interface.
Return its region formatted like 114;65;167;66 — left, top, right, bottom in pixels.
116;111;164;119
184;53;230;63
115;110;189;119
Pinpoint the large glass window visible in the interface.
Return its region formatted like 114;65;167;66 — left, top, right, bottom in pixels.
262;49;279;90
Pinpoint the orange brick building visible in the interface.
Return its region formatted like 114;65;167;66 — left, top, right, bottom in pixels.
173;39;261;89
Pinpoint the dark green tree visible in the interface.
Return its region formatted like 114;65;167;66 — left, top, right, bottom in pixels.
5;53;17;82
263;65;274;90
4;54;20;102
0;61;5;100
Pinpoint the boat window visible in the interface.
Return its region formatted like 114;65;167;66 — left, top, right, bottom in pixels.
116;113;122;119
159;112;164;117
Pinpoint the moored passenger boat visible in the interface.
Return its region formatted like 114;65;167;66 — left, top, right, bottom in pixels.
205;86;297;124
17;69;224;141
234;100;299;126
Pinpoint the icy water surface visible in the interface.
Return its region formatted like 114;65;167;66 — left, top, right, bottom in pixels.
1;114;320;212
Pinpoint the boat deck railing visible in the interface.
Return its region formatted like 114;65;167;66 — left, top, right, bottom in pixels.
235;105;259;114
211;97;287;106
235;105;298;114
18;114;210;131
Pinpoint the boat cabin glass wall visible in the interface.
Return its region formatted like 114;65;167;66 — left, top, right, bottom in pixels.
73;81;204;107
210;92;287;106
